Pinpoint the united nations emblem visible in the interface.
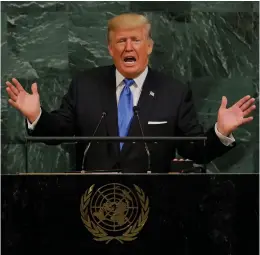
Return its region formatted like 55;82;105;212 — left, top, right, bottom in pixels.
80;183;149;244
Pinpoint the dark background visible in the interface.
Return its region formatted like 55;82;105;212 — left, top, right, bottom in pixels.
1;1;259;173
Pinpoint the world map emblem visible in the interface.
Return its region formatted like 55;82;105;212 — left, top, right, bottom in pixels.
80;183;150;244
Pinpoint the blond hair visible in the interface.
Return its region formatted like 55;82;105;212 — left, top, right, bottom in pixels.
107;13;152;42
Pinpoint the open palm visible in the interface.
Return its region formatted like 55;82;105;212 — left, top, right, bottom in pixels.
217;96;256;136
6;78;41;122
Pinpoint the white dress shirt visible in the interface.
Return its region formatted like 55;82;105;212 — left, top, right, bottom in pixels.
28;67;235;146
116;66;148;105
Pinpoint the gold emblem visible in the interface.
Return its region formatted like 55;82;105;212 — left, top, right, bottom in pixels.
80;183;149;244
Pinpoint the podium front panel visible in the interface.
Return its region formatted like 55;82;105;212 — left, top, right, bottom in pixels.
2;174;258;255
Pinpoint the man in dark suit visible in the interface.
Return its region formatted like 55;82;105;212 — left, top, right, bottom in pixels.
6;13;255;173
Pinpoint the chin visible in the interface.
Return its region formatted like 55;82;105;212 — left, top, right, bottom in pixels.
121;66;142;78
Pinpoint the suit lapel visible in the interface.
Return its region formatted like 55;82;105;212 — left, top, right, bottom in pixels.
121;67;158;155
136;67;157;119
98;65;120;156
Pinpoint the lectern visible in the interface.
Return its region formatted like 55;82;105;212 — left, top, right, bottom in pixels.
2;173;258;255
2;136;258;254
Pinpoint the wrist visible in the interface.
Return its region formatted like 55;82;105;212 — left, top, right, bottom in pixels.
216;123;230;137
27;110;41;124
28;116;37;124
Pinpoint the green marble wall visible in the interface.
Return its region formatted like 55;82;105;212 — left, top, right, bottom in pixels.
1;1;259;173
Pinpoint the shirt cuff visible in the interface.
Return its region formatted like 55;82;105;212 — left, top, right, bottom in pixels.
214;123;235;146
27;108;42;130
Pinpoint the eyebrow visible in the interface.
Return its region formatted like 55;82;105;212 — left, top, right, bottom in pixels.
117;36;141;40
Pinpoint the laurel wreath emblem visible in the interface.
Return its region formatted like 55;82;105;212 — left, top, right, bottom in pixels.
80;184;149;244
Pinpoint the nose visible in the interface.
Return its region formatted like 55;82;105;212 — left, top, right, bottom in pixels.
125;38;133;52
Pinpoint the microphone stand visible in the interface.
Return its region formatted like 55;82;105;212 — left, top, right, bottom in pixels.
133;106;151;172
81;112;107;170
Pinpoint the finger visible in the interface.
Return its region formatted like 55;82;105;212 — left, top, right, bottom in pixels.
8;99;19;110
235;95;251;108
173;158;178;161
31;83;38;95
240;98;255;111
6;81;19;96
242;116;253;125
220;96;227;109
6;87;18;101
243;105;256;117
11;78;25;92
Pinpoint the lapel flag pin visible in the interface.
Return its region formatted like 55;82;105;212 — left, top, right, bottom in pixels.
149;91;155;97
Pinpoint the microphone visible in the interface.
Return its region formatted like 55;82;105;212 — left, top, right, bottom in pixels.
81;112;107;170
133;106;151;172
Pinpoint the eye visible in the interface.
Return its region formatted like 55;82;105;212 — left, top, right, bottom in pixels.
117;38;126;43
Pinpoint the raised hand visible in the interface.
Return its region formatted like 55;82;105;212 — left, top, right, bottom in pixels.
6;78;41;123
217;95;256;136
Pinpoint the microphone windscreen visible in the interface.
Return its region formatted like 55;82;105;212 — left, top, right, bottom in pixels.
133;106;139;114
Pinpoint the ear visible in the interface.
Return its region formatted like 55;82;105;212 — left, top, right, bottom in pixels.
108;44;113;57
147;39;154;56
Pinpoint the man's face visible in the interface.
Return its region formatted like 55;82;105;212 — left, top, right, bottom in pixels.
108;25;153;78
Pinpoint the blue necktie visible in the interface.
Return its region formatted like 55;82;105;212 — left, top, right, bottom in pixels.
118;78;135;150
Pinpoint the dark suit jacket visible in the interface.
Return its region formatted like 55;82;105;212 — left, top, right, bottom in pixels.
28;65;234;172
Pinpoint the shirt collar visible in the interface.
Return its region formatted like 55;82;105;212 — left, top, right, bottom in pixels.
116;66;148;88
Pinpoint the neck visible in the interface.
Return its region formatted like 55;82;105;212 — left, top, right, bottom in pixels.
119;68;148;79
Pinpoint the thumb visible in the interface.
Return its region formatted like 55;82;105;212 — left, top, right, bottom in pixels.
31;83;38;95
220;96;227;109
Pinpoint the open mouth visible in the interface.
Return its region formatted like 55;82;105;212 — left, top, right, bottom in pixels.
123;56;136;65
